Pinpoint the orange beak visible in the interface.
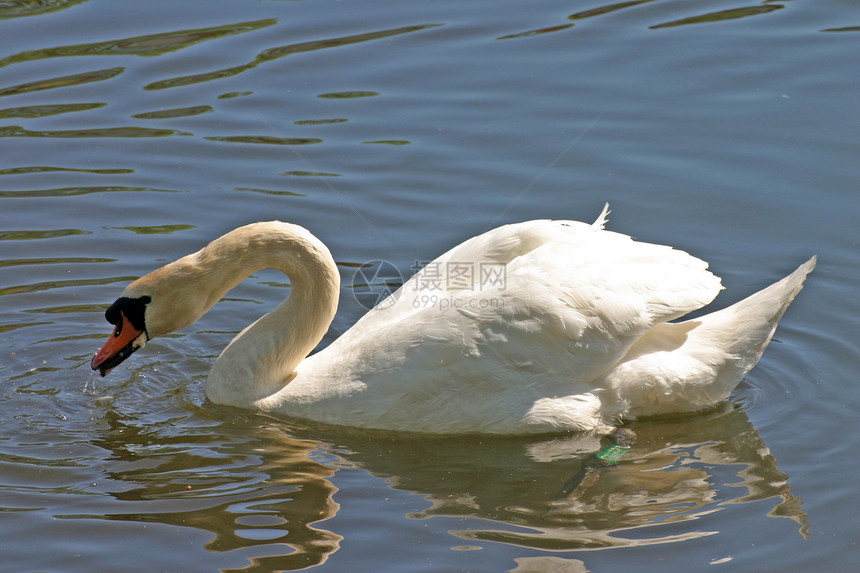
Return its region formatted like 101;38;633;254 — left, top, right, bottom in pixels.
91;311;146;376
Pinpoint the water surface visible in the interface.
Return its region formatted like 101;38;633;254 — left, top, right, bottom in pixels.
1;0;857;571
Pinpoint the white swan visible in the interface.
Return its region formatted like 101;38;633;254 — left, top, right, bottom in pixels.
91;205;815;435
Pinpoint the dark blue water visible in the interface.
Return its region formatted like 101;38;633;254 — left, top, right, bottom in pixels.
1;1;857;571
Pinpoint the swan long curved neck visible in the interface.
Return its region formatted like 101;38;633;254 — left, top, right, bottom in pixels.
197;222;340;406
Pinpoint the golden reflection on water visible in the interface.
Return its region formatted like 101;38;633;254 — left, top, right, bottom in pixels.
46;399;808;570
60;414;343;572
328;404;808;552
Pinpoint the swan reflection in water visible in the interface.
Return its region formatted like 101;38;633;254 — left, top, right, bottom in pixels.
70;399;807;570
333;401;808;551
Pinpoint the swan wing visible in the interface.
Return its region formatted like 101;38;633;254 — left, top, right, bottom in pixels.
314;215;721;402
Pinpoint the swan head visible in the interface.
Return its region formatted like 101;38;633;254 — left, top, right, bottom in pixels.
90;252;223;376
90;294;151;376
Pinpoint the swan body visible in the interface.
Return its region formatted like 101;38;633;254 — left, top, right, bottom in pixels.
92;206;814;435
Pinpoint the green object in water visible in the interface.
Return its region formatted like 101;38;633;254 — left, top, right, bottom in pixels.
595;444;629;465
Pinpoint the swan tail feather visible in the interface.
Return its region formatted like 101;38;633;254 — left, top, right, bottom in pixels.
710;255;816;356
604;256;815;417
680;255;816;403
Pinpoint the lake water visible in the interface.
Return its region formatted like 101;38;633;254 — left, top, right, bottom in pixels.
1;0;857;571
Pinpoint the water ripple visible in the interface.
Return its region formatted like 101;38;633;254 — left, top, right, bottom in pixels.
0;229;89;241
144;24;441;91
0;0;87;20
0;257;114;268
317;91;379;99
0;186;186;198
0;102;106;119
111;224;195;235
569;0;657;20
497;24;574;41
281;171;342;178
650;4;784;29
204;135;322;146
132;106;214;120
0;165;132;175
234;187;306;197
0;19;277;67
0;67;124;96
0;276;138;296
0;125;190;138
